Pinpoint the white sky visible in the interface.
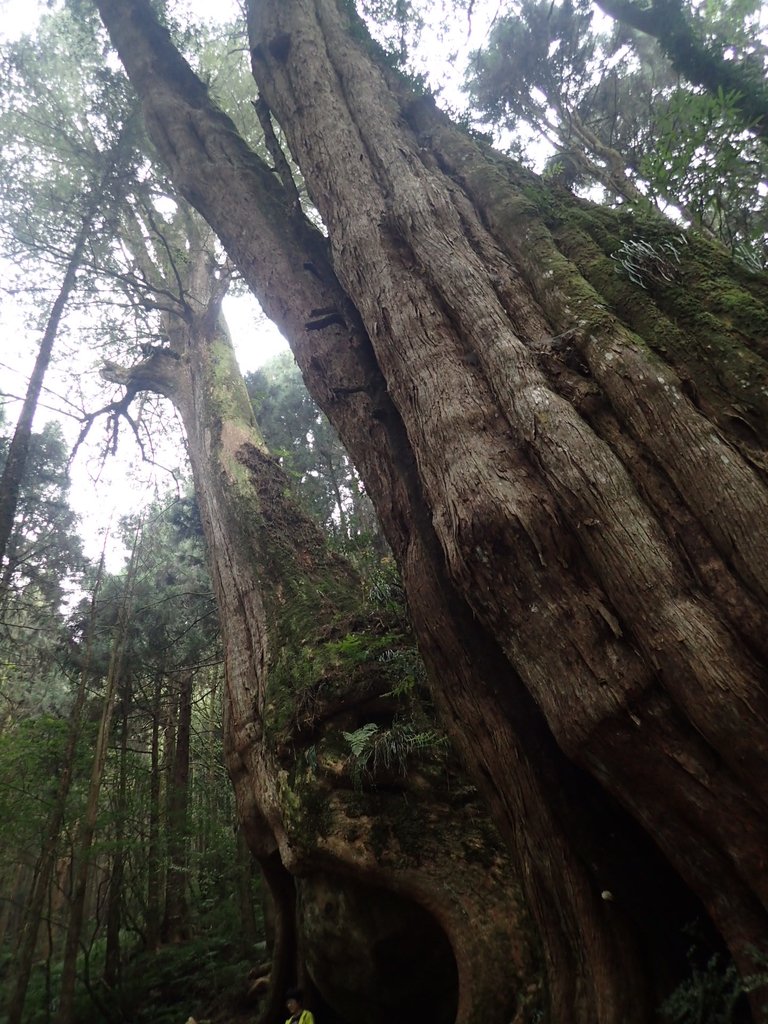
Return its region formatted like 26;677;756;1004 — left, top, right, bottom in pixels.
0;0;501;568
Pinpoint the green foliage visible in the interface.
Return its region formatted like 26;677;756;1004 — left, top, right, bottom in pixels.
0;421;85;603
378;644;427;697
343;721;381;757
0;486;253;1024
25;936;257;1024
121;939;253;1024
0;5;143;273
343;716;447;783
466;0;597;133
365;557;406;613
0;715;89;852
660;953;748;1024
465;0;768;259
0;420;86;721
246;353;384;551
637;87;766;264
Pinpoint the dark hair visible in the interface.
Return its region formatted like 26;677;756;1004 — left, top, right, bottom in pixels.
285;987;304;1004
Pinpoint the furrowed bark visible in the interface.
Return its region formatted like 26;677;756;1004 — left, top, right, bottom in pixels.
100;225;540;1023
247;0;768;1005
94;0;768;1019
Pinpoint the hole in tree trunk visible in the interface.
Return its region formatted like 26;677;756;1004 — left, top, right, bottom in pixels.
298;873;458;1024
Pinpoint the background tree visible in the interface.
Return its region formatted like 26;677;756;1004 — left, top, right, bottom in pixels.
0;8;145;566
0;420;85;725
593;0;768;140
0;488;256;1024
247;353;383;550
465;0;768;262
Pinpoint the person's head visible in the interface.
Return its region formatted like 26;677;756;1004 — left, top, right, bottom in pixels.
285;987;304;1015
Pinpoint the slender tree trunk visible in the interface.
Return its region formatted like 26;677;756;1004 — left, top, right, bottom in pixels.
0;124;133;572
319;448;348;539
0;218;90;571
55;530;141;1024
4;549;107;1024
0;861;31;953
104;677;130;988
145;674;163;950
161;671;193;944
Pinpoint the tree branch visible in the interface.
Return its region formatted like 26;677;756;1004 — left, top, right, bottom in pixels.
595;0;768;141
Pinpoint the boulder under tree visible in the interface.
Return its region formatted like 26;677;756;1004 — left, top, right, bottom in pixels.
93;1;768;1021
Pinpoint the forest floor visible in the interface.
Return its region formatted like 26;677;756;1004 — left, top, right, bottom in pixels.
45;938;263;1024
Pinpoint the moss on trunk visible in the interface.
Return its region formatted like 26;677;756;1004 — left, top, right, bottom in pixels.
95;1;768;1019
102;232;542;1024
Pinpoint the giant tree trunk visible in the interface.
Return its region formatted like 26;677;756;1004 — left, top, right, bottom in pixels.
101;227;540;1024
95;2;768;1020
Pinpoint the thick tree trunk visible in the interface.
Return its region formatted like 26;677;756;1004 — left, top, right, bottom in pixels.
94;2;768;1018
101;231;540;1024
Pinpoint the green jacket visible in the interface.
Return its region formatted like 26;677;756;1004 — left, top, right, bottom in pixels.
285;1011;314;1024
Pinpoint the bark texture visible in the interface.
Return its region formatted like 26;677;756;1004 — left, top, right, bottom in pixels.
101;232;540;1024
94;1;768;1020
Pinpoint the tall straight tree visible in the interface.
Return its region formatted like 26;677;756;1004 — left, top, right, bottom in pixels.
0;9;141;570
0;206;93;570
160;671;193;945
92;2;768;1021
55;524;142;1024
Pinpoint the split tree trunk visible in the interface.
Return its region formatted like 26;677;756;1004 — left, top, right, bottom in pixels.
94;2;768;1019
100;222;539;1023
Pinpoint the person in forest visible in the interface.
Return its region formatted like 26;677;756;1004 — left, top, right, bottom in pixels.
285;987;315;1024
